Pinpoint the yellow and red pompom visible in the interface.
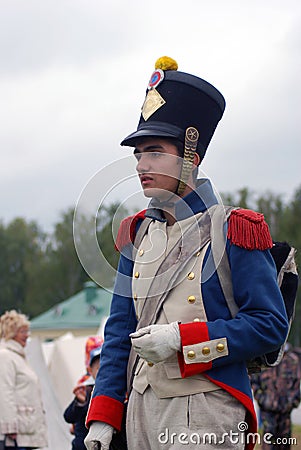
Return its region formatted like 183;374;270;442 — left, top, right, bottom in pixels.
227;208;273;251
155;56;178;71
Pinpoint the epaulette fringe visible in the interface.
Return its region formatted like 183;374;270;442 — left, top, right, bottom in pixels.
227;208;273;251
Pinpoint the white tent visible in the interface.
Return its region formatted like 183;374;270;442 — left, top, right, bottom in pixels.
26;338;73;450
46;333;89;409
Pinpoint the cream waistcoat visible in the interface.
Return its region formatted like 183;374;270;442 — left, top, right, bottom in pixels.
131;213;220;398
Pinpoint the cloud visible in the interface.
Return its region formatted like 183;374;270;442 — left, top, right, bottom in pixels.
1;0;300;229
0;0;138;74
202;9;301;198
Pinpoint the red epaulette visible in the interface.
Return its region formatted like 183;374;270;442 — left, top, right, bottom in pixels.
115;209;146;252
227;208;273;250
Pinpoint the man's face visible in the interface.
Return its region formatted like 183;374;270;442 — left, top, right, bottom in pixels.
134;138;182;200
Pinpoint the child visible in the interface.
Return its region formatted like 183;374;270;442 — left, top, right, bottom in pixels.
64;346;102;450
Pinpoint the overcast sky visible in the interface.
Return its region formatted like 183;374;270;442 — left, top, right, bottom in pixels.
1;0;300;231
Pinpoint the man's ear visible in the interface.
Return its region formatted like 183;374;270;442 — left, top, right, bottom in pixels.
194;153;201;166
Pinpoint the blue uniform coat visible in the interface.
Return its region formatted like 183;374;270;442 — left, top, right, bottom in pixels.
86;179;288;449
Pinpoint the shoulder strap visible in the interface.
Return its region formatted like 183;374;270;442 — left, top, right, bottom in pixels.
127;210;214;391
277;246;297;285
210;205;239;318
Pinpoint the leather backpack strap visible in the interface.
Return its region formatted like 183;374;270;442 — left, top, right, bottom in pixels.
127;217;152;392
210;205;239;318
127;209;213;391
136;209;214;329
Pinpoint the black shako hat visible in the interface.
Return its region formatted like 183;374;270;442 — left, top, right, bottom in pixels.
120;56;226;159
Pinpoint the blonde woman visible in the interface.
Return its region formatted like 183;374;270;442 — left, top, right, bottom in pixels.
0;310;48;450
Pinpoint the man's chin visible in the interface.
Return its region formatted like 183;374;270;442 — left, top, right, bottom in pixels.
142;187;176;202
142;187;160;198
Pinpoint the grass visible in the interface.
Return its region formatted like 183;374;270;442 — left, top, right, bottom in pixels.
292;425;301;449
255;425;301;449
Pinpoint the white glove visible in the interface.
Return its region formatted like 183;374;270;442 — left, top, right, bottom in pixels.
130;322;181;364
84;421;114;450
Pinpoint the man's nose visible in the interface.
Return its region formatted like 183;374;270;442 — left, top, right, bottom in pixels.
136;154;150;173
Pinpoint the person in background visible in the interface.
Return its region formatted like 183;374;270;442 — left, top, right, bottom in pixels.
75;336;104;388
64;345;102;450
66;336;103;439
251;343;301;450
0;310;48;450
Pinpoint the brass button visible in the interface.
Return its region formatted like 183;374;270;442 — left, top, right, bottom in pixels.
139;249;144;256
134;271;140;278
187;272;195;280
147;362;154;367
193;318;200;322
133;293;137;301
187;350;196;360
196;251;201;257
216;343;225;352
187;295;196;304
202;347;210;355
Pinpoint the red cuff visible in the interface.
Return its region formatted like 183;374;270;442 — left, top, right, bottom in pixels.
178;322;212;377
86;395;124;430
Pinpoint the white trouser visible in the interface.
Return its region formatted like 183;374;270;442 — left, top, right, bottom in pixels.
126;386;247;449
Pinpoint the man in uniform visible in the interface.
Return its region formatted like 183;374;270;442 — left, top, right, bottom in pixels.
84;56;288;450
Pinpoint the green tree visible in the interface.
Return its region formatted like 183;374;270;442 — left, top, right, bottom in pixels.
0;218;46;316
0;220;11;312
256;192;285;238
46;208;89;302
97;202;130;274
222;187;254;209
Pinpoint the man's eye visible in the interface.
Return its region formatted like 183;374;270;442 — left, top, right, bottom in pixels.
134;151;161;161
